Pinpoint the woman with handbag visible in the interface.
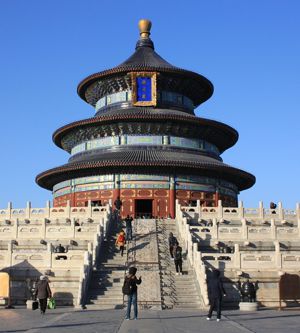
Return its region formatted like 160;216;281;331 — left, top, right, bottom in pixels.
34;275;52;315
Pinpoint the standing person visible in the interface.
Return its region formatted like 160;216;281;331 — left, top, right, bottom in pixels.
123;267;142;320
114;196;123;224
115;230;126;257
114;196;122;212
207;269;226;322
173;243;183;275
34;275;52;315
168;232;178;259
125;215;133;241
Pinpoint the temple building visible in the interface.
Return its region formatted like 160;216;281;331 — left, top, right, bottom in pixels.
36;20;255;218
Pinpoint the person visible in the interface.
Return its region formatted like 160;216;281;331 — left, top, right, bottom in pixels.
207;269;226;322
114;196;122;211
168;232;178;259
173;243;183;275
124;267;142;320
56;244;65;253
114;196;122;224
34;275;52;315
115;230;126;257
125;215;133;241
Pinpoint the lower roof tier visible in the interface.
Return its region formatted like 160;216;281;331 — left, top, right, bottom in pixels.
36;149;255;191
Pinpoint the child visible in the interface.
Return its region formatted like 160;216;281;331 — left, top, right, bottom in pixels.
115;230;126;257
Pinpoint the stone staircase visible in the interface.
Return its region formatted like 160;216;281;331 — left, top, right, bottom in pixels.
157;219;203;309
86;228;127;309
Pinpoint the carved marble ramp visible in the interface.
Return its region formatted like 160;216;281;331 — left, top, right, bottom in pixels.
86;226;127;310
126;219;162;309
157;219;203;309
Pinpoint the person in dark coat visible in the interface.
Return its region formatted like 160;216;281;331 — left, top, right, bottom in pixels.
207;269;226;321
114;196;122;210
168;232;178;259
173;244;183;275
125;215;133;241
125;267;142;320
34;275;52;314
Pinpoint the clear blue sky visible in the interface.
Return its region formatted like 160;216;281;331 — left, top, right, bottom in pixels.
0;0;299;209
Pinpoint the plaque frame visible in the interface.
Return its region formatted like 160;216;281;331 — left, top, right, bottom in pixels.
131;72;157;106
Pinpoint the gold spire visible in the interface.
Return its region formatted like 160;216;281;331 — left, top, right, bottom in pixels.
138;19;152;39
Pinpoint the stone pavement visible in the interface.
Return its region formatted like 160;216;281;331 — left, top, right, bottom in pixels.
1;307;300;333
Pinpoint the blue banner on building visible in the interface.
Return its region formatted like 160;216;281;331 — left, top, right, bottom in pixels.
136;77;152;102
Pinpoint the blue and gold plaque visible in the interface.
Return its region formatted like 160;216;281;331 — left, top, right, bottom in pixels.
131;72;157;106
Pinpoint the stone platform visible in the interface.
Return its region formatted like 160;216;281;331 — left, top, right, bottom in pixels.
1;307;300;333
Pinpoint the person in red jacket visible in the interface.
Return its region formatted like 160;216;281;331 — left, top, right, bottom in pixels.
115;230;126;257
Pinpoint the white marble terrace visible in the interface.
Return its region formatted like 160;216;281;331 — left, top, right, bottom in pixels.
176;200;300;307
0;200;112;306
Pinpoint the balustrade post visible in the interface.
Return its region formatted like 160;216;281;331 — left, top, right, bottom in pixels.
278;202;284;220
197;200;201;222
274;241;282;269
296;203;300;222
238;200;244;219
234;243;241;269
72;218;76;238
87;200;92;218
259;201;264;220
66;200;71;219
241;218;247;240
46;200;51;219
193;242;198;267
47;242;52;268
217;200;223;220
25;201;31;219
270;219;276;240
14;218;18;239
8;202;12;220
211;218;218;239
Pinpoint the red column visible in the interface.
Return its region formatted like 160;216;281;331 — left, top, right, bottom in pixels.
169;189;175;218
215;191;219;207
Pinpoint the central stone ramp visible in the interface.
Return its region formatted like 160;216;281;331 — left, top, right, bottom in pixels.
157;219;203;309
86;226;126;309
126;219;162;309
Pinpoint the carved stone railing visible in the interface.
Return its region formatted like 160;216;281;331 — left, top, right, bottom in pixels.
176;202;209;306
0;201;110;221
179;200;299;224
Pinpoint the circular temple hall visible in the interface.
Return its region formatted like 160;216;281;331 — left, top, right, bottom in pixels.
36;19;255;218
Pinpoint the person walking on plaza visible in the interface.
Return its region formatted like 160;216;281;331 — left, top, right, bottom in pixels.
123;267;142;320
125;215;133;241
168;232;178;259
115;229;126;257
173;243;183;275
34;275;52;315
207;269;226;322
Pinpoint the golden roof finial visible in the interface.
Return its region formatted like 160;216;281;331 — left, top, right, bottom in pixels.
138;19;152;39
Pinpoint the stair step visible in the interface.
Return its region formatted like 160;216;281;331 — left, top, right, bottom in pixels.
87;304;124;310
89;298;124;304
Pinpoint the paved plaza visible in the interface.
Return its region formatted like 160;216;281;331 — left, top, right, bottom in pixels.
0;307;299;333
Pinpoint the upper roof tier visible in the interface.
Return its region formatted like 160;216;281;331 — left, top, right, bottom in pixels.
77;19;214;109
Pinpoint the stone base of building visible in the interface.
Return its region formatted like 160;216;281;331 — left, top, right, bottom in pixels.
54;188;237;218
